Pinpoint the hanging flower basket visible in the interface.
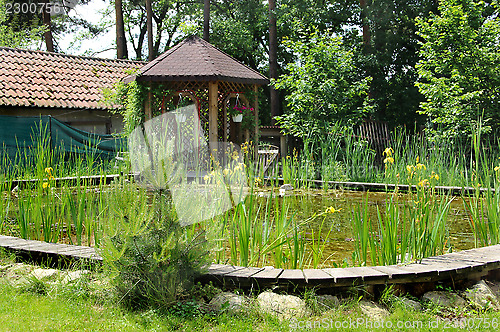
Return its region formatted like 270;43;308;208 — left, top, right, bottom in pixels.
232;114;243;122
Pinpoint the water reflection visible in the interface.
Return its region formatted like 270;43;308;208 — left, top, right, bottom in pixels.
254;188;474;264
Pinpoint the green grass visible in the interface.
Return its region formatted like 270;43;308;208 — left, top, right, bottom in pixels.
2;278;500;332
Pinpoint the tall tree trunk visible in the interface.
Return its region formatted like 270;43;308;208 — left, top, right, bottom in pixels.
42;0;54;52
269;0;279;125
115;0;128;59
146;0;154;61
359;0;371;47
203;0;210;42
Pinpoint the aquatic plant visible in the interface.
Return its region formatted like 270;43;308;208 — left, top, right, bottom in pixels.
462;126;500;247
352;165;452;266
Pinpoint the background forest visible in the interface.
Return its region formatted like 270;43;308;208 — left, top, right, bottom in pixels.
1;0;500;141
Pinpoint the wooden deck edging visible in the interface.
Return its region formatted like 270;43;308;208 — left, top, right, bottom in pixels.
267;177;492;196
5;173;494;196
0;235;103;267
8;174;125;190
1;235;499;290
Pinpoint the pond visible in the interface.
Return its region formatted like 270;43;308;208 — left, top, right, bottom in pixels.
0;183;475;268
259;188;474;265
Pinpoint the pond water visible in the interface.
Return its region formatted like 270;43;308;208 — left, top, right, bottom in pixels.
0;185;475;268
254;188;474;266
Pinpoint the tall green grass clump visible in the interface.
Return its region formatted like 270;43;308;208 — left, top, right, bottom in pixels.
353;161;452;266
99;179;209;312
381;129;470;187
0;176;10;234
462;125;500;247
211;190;304;268
209;187;338;269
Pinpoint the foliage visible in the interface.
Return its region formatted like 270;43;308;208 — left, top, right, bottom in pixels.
359;0;438;127
107;0;202;60
99;182;209;311
274;30;373;138
462;126;500;247
0;0;46;48
109;80;146;135
210;0;268;71
416;0;500;140
0;0;98;52
353;183;452;267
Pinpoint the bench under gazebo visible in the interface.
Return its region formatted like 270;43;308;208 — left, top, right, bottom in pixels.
124;36;269;157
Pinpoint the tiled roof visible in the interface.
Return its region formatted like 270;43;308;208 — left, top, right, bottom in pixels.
125;36;269;85
0;47;144;110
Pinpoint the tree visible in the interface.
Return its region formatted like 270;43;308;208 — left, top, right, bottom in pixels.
0;0;45;48
274;30;372;138
358;0;439;127
203;0;210;41
119;0;201;60
210;0;268;70
416;0;500;139
42;0;54;51
269;0;279;123
0;0;98;52
146;0;154;61
116;0;128;58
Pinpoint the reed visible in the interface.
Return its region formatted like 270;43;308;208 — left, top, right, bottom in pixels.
352;175;452;266
0;178;10;234
306;211;336;269
462;126;500;247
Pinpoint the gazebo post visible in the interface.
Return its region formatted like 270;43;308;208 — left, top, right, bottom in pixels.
208;81;218;155
144;84;153;120
253;84;259;159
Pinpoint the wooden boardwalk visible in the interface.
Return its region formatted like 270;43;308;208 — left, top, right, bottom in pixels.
8;174;124;190
6;173;491;197
0;235;102;266
268;177;492;196
1;235;500;289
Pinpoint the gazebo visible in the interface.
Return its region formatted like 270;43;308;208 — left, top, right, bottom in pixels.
124;36;269;156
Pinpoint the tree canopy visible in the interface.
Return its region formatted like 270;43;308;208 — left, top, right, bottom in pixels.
4;0;500;141
416;0;500;139
274;31;372;138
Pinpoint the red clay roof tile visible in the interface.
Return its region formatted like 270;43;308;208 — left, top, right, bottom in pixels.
0;47;144;110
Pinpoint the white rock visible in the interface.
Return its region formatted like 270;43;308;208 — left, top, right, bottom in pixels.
61;270;90;284
6;263;34;280
257;291;307;320
422;291;467;309
31;268;59;280
359;300;390;320
209;292;247;313
280;184;294;191
0;264;12;273
464;280;499;309
397;297;423;311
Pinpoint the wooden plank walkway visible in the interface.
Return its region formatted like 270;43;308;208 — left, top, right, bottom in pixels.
0;235;103;266
2;235;499;289
8;174;124;190
266;177;493;196
5;173;492;197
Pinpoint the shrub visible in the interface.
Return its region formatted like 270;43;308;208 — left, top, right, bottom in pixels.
99;182;209;312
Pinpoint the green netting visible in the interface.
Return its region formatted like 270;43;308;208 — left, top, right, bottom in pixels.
0;115;126;162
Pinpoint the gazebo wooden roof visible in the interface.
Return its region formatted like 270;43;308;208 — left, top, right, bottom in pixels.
124;36;269;154
124;36;268;85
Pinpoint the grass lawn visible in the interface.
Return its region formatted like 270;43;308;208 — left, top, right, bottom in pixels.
2;278;500;332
